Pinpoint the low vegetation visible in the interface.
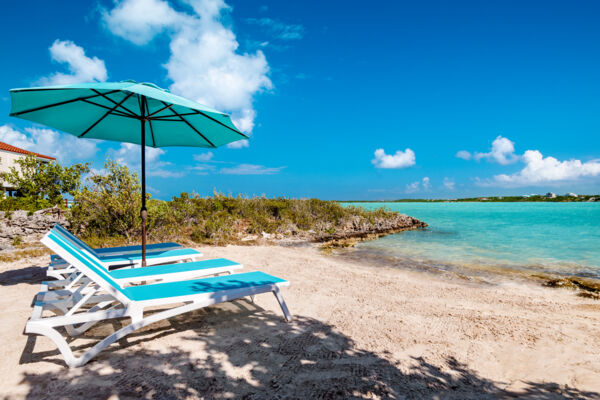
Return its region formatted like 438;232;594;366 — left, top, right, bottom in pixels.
66;161;406;245
1;158;416;248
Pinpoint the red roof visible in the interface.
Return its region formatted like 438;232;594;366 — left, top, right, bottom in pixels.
0;141;56;160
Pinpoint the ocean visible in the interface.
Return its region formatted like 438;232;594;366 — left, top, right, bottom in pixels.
341;202;600;281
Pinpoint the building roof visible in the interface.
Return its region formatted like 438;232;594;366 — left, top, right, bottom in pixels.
0;141;56;160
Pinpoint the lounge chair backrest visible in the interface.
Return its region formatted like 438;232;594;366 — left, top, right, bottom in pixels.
51;225;106;269
42;231;130;304
53;223;99;257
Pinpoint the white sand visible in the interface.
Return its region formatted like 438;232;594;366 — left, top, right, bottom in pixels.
0;244;599;399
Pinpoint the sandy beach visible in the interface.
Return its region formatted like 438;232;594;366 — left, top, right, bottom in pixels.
0;244;599;399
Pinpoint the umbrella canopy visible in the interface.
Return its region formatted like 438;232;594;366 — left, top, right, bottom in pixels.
9;80;247;265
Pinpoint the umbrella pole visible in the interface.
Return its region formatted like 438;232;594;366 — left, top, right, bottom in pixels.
140;96;147;267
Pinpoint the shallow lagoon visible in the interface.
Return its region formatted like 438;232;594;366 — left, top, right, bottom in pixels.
342;202;600;280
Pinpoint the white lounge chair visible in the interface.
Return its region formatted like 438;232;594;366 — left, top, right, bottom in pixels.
26;230;292;367
47;224;203;280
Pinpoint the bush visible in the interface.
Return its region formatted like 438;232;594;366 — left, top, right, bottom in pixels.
68;159;143;240
66;160;402;245
0;197;53;212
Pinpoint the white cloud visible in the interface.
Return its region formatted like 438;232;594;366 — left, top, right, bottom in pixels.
39;40;107;85
193;151;214;162
458;135;518;165
372;148;416;169
147;169;185;178
103;0;273;144
405;176;430;193
455;150;472;160
102;0;182;45
489;150;600;187
405;181;420;193
109;143;188;178
108;142;165;168
443;177;455;190
246;17;305;40
220;163;284;175
0;125;98;163
422;176;431;190
226;139;249;149
190;163;217;175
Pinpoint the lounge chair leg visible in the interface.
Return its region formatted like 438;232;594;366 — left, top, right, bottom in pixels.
272;286;293;322
250;295;256;303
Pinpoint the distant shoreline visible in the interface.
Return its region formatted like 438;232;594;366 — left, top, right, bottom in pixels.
340;194;600;203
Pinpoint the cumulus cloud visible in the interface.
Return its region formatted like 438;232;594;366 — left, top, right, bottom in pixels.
372;148;416;169
220;163;284;175
102;0;182;45
489;150;600;187
457;135;519;165
107;143;182;178
226;139;249;149
193;151;214;162
109;143;165;167
455;150;472;160
422;176;431;190
405;176;430;193
103;0;273;145
246;17;305;40
39;40;107;85
0;124;98;163
443;177;455;190
405;181;420;193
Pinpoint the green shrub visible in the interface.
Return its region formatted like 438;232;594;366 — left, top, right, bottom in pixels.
0;197;53;212
65;160;401;245
68;159;143;240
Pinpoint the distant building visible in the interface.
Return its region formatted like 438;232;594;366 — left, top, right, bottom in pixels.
565;192;578;197
0;141;55;197
545;192;557;198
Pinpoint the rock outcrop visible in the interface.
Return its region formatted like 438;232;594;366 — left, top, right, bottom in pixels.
314;214;427;244
0;207;68;245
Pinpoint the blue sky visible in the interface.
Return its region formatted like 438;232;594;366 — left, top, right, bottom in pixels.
1;0;599;200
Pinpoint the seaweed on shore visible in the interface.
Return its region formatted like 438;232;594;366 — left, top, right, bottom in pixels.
543;277;600;300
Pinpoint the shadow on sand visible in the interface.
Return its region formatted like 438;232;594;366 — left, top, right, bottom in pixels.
18;300;598;399
0;264;47;286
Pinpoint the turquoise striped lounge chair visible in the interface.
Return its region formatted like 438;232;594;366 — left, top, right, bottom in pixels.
26;230;292;367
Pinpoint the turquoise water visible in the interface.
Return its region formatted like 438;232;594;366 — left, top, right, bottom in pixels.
342;202;600;279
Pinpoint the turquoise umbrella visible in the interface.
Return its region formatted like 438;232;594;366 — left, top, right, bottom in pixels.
9;80;247;266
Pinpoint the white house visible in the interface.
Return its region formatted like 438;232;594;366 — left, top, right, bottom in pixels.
0;141;55;197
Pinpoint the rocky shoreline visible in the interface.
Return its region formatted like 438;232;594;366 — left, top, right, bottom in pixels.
313;214;427;247
0;207;427;249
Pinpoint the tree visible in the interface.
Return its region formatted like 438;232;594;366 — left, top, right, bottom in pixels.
1;155;89;205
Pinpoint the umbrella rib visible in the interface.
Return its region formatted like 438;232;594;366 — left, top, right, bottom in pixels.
147;103;173;117
153;109;247;138
80;99;138;118
92;89;139;117
144;99;157;147
160;101;216;147
192;110;248;139
9;89;121;117
79;93;135;138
